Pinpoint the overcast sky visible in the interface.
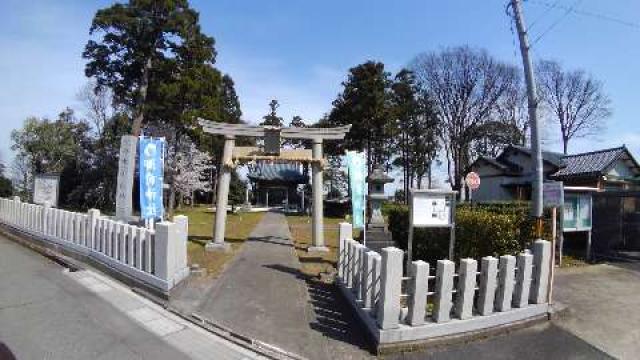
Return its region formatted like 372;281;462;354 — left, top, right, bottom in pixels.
1;0;639;184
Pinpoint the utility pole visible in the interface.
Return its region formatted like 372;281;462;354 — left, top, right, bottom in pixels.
509;0;544;236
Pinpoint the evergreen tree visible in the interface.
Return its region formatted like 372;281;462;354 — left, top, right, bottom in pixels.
325;61;393;171
83;0;217;136
260;100;284;127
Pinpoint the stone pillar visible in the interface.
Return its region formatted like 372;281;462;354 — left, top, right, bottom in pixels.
115;135;137;221
309;139;327;252
478;256;498;315
495;255;516;312
338;222;352;280
433;260;455;323
407;260;429;326
207;135;235;252
455;258;477;320
376;247;403;329
87;209;100;250
530;239;551;304
154;221;178;284
513;252;533;308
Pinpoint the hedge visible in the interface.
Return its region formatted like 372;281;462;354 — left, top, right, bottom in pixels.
385;202;552;264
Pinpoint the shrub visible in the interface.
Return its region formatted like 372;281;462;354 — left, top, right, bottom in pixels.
387;202;552;264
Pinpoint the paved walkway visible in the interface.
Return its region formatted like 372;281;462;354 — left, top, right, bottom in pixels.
194;212;372;360
0;234;264;360
553;263;640;360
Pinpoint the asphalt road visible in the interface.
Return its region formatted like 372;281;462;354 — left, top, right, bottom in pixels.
0;233;259;360
385;322;612;360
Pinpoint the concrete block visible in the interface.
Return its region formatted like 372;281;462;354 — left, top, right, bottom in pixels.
407;260;429;326
455;258;477;320
513;252;533;308
377;247;404;329
434;260;455;323
478;256;498;316
530;240;551;304
495;255;516;312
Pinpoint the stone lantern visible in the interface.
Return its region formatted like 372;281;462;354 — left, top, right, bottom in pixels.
364;167;394;252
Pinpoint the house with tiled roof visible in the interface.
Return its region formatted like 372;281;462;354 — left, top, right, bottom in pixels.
469;145;640;202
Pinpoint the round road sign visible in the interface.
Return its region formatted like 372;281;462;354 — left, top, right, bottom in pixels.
465;172;481;190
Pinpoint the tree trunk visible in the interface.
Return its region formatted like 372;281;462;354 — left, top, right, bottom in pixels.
131;57;152;136
563;137;569;155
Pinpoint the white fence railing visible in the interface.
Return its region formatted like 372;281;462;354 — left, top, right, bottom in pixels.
0;197;189;292
337;222;551;345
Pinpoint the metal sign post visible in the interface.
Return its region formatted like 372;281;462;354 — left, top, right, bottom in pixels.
407;189;457;271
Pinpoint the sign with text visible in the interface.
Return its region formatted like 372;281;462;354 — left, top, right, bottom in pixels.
346;151;367;229
33;174;59;207
115;135;137;220
543;181;564;208
411;190;455;227
139;137;165;220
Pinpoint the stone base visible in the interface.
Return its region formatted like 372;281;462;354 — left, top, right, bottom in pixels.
205;242;231;252
307;246;329;253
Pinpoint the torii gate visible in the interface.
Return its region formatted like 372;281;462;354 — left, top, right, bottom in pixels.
198;118;351;253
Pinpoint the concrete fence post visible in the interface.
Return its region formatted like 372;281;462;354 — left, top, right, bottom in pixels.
513;252;533;308
407;260;429;326
362;251;379;309
154;221;178;283
338;222;352;281
357;245;368;301
173;215;190;279
478;256;498;316
433;260;455;323
352;243;365;299
87;209;100;251
347;240;357;289
376;247;403;329
495;255;516;312
13;196;20;226
372;253;382;310
455;258;477;320
41;202;50;235
530;239;551;304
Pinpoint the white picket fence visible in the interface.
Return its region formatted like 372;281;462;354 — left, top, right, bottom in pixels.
0;197;189;292
337;222;551;345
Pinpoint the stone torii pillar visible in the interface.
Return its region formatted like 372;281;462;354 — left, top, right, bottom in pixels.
309;139;328;252
206;135;235;252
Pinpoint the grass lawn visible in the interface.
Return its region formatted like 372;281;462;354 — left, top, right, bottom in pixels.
174;206;264;278
286;214;350;279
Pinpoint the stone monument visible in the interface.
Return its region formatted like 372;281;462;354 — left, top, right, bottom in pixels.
115;135;137;221
363;167;394;253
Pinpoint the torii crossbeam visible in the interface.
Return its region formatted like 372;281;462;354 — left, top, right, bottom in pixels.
198;118;351;253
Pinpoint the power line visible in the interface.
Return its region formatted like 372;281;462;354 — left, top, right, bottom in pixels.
527;0;640;30
528;0;563;29
530;0;583;47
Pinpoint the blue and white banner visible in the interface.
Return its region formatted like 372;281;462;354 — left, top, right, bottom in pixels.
139;137;165;220
346;151;367;229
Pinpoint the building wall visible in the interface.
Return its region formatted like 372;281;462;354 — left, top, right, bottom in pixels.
473;176;516;202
